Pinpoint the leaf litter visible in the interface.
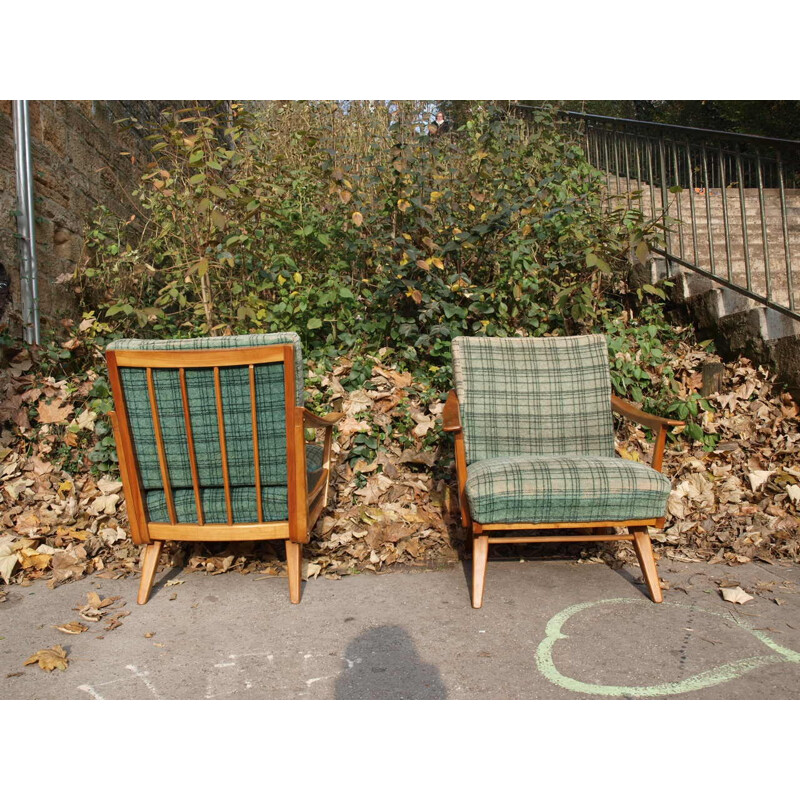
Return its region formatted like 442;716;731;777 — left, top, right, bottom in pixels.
1;341;799;601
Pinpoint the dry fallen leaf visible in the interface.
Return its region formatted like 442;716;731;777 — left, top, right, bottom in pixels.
24;644;69;671
105;611;131;631
36;399;74;425
76;591;121;620
721;586;754;604
86;591;117;610
0;545;19;584
748;470;774;492
53;621;88;635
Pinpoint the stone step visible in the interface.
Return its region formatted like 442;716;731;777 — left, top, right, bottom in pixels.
608;180;800;199
610;197;800;218
653;262;800;328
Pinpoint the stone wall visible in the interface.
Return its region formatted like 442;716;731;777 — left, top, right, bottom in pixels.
0;101;190;336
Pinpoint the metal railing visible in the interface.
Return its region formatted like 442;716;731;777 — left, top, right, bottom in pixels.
513;105;800;321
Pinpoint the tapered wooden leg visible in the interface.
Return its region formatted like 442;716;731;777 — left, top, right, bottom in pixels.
138;541;164;605
285;540;302;604
631;526;663;603
472;534;489;609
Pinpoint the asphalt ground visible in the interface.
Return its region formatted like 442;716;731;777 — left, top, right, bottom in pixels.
2;557;799;700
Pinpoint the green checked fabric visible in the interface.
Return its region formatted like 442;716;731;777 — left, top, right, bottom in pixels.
107;332;307;522
145;444;325;523
465;455;671;524
452;334;614;465
108;333;304;406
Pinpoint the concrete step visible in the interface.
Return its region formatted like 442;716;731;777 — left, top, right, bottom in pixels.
610;197;800;219
652;255;798;312
608;180;800;200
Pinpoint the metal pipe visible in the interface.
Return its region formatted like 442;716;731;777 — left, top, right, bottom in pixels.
701;145;716;276
755;154;771;302
671;141;685;260
658;138;671;256
718;145;733;282
623;132;632;209
777;155;795;310
634;134;643;213
602;130;611;208
685;141;699;264
12;100;40;344
736;152;752;292
646;138;657;221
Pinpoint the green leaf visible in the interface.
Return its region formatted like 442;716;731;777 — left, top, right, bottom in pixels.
642;284;667;300
685;422;704;441
307;318;323;330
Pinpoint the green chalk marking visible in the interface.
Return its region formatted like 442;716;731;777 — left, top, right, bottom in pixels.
536;598;800;698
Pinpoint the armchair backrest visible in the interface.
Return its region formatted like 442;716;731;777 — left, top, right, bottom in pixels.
106;332;304;527
451;334;614;464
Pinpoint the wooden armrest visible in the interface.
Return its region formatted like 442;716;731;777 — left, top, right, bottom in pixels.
302;408;343;428
443;390;462;432
611;395;684;430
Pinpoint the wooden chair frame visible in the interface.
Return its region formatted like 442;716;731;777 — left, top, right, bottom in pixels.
443;389;684;608
106;344;341;605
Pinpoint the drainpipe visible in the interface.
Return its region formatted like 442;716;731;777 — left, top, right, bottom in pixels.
12;100;40;344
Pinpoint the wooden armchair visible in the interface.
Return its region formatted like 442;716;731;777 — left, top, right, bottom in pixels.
106;333;341;605
445;334;683;608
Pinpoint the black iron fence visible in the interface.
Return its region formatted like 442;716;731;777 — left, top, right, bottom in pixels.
512;105;800;321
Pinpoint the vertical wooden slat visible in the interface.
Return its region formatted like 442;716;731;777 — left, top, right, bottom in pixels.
250;364;263;524
321;424;333;507
284;344;308;543
105;351;151;545
651;425;668;473
179;367;204;526
214;366;234;526
146;367;177;525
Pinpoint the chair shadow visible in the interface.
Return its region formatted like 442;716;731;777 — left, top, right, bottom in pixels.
149;564;184;600
334;625;447;700
613;566;653;600
459;542;653;603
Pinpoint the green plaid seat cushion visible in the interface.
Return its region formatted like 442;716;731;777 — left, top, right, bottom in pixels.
465;455;671;524
452;334;614;464
107;333;303;491
146;444;325;523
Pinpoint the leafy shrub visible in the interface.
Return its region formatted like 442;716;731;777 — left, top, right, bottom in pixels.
72;100;708;448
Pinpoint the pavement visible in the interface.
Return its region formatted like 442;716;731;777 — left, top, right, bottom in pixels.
2;557;800;700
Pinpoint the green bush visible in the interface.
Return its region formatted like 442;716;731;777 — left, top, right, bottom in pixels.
73;101;707;444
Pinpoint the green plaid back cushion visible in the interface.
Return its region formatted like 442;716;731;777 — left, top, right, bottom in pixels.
145;443;325;523
107;333;303;491
452;334;614;464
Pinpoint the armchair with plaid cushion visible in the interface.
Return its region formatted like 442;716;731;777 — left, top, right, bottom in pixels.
444;334;683;608
106;333;340;605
